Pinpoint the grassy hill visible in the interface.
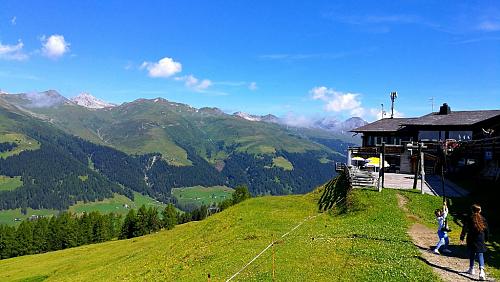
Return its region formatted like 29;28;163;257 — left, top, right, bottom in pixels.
0;188;446;281
0;192;164;226
172;185;234;210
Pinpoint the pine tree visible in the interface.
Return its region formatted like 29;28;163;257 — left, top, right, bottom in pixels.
15;221;34;256
0;225;16;259
120;209;138;239
161;204;178;230
146;207;161;233
232;185;251;204
136;205;148;236
32;218;50;254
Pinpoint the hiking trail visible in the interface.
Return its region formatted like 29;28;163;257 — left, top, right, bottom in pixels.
397;194;495;282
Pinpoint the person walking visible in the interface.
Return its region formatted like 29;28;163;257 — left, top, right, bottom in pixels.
460;204;489;280
432;201;451;254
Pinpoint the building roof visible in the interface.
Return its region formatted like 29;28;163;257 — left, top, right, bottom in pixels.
351;118;416;132
402;110;500;126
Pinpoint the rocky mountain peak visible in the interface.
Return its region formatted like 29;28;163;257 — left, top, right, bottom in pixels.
71;93;115;109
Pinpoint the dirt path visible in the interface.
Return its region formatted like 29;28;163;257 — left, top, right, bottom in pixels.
397;194;494;282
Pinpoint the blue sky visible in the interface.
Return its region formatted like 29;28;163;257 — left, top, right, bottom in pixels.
0;1;499;122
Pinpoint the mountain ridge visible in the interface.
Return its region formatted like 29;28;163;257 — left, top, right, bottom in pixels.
0;91;353;214
71;93;116;109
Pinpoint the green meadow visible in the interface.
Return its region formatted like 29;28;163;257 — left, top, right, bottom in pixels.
172;185;234;208
0;192;165;226
0;188;454;281
0;176;22;191
0;132;40;159
68;192;166;215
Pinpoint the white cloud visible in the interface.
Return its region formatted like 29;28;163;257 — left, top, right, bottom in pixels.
0;40;28;61
41;35;70;59
11;16;16;25
141;57;216;93
141;57;182;78
248;82;258;90
310;86;404;121
124;61;134;70
477;20;500;31
197;79;212;90
175;74;212;91
368;108;404;121
350;107;366;117
281;112;315;128
183;74;199;87
310;86;362;112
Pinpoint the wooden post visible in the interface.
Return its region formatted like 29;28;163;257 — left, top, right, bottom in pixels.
378;150;383;192
272;234;276;281
420;150;425;194
413;143;422;189
347;148;352;167
381;143;386;190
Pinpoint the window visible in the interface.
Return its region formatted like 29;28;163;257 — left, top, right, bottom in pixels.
448;131;472;141
418;131;445;141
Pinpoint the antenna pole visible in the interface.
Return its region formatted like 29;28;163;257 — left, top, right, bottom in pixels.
381;104;384;119
390;91;398;118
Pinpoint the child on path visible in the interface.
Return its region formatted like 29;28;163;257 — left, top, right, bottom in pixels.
461;204;489;281
432;201;451;255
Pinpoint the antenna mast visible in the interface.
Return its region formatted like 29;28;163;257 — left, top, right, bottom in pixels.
390;91;398;118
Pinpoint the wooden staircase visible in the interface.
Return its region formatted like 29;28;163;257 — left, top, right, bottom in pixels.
350;169;376;187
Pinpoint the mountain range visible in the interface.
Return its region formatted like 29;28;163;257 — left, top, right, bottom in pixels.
0;90;361;212
232;110;367;133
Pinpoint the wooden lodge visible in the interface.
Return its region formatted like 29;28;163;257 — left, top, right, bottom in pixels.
349;103;500;180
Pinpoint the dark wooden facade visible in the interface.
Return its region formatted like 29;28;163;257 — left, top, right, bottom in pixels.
350;104;500;176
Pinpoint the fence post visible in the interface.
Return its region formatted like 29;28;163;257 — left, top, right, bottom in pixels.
272;234;276;281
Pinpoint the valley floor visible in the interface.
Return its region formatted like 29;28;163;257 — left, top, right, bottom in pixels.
0;188;497;281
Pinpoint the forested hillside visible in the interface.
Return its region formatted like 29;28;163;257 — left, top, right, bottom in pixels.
0;92;350;214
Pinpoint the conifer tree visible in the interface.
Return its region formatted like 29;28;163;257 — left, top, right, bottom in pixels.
120;209;138;239
161;204;178;230
232;185;251;204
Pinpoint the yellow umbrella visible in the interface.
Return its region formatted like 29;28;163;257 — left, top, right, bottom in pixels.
366;160;390;167
351;156;366;167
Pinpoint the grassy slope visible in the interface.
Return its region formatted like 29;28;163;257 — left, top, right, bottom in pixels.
272;156;294;171
0;209;57;226
0;132;40;159
0;189;439;281
171;186;234;207
68;192;166;215
0;193;164;226
0;176;22;191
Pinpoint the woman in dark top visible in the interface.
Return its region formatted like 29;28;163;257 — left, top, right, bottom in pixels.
460;204;489;280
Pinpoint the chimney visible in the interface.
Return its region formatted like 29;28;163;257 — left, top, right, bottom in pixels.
438;103;451;115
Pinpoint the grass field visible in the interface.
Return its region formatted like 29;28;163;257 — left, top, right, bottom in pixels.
0;208;57;226
119;127;192;166
172;186;234;208
0;192;165;226
68;192;166;215
0;132;40;159
0;188;448;281
272;156;293;171
0;175;22;191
